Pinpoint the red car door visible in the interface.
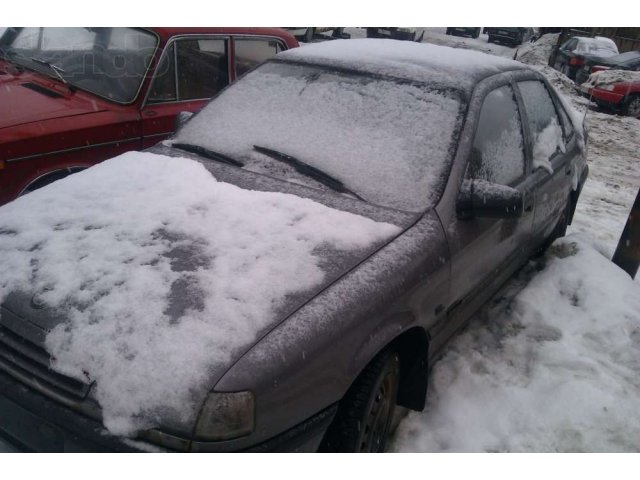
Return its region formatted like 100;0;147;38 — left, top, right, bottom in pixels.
140;36;232;149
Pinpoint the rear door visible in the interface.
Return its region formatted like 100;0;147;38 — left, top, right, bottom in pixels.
516;79;576;247
140;36;231;148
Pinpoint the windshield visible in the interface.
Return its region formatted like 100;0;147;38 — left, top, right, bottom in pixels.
0;27;157;103
174;61;465;212
577;38;618;56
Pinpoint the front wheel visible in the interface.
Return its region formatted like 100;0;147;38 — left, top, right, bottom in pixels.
319;350;400;452
623;95;640;118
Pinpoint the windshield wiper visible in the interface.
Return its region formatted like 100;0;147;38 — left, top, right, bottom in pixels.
253;145;364;201
30;57;69;86
172;143;244;167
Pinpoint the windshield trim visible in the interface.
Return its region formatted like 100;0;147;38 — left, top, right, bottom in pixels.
2;27;160;106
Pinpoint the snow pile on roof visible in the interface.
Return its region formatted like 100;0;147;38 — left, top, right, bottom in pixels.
392;235;640;452
515;34;559;66
0;151;401;436
278;38;523;90
584;69;640;88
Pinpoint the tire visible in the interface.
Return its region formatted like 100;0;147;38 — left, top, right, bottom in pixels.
19;168;82;196
622;95;640;118
488;35;494;44
366;28;377;38
473;28;481;38
445;28;452;35
319;350;400;452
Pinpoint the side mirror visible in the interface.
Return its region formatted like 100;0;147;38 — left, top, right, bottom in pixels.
174;111;194;131
457;179;525;219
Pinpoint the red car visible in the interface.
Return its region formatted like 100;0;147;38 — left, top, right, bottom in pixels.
0;27;298;205
579;69;640;118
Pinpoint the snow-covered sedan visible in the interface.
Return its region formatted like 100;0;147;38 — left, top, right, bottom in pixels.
0;39;588;452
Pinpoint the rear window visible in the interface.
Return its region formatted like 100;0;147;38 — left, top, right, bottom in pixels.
174;62;466;212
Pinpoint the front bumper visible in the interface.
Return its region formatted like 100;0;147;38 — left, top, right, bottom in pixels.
0;369;336;452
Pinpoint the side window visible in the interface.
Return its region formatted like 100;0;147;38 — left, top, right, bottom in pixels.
564;38;578;52
466;85;526;186
518;80;566;169
234;38;282;78
148;43;177;103
176;38;229;101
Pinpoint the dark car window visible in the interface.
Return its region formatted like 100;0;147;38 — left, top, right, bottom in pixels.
148;43;177;103
518;80;566;165
234;38;282;78
562;38;578;52
176;38;229;101
466;85;525;186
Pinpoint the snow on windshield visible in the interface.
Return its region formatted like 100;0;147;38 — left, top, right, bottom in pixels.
0;151;401;436
174;62;464;212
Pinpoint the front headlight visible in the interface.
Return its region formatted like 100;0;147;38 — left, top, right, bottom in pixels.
598;84;615;91
194;391;255;441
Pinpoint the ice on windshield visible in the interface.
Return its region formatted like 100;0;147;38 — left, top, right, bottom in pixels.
174;62;465;212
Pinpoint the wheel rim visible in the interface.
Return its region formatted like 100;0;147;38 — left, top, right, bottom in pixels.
358;366;398;452
627;97;640;118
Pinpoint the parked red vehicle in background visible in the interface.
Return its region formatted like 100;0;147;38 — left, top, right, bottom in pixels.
579;69;640;118
0;27;298;206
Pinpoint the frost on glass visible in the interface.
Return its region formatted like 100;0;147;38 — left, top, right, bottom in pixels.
174;62;465;212
466;86;525;185
519;81;566;173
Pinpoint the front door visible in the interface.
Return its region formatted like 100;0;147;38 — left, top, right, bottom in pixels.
434;83;535;349
140;37;231;149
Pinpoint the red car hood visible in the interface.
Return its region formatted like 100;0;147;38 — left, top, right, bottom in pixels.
0;67;109;129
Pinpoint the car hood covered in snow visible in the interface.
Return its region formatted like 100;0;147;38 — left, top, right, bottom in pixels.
0;151;408;436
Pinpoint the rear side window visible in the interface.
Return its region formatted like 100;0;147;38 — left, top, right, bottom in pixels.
234;38;282;78
466;85;525;186
518;80;566;169
562;38;578;51
176;38;229;100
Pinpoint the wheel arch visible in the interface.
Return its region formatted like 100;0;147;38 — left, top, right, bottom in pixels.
388;326;430;411
18;166;87;196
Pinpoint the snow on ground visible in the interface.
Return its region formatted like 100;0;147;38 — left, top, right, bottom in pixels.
392;235;640;452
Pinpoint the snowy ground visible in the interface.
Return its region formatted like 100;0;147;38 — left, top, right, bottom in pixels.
1;28;639;453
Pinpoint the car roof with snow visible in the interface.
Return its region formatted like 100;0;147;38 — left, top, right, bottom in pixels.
277;38;528;93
